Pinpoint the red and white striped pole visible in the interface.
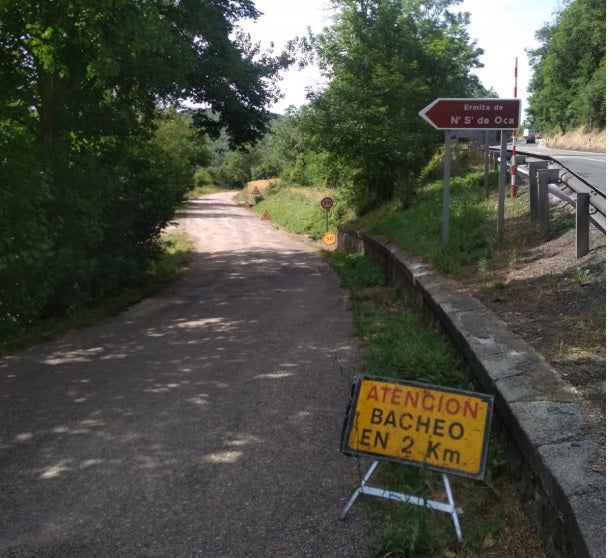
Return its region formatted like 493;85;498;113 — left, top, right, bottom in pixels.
511;57;518;197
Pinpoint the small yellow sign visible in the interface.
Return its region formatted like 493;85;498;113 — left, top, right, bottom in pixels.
342;376;493;479
323;231;337;246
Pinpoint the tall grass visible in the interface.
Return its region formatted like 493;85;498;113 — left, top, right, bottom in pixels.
367;171;496;275
250;185;354;239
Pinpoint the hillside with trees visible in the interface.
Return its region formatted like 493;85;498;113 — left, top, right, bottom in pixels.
526;0;605;134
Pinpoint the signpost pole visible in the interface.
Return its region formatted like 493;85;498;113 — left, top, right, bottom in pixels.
443;131;451;245
483;131;490;198
320;197;337;247
511;57;518;198
497;131;509;240
417;98;521;244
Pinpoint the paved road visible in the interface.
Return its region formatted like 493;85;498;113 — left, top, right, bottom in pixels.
509;141;606;191
0;192;373;557
525;143;605;191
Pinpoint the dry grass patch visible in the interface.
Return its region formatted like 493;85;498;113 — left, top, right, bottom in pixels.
247;178;279;196
543;126;605;152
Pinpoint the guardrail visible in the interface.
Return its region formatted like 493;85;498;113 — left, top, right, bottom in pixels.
487;146;606;258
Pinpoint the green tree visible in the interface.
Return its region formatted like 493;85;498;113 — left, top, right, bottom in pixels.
527;0;606;131
210;145;264;188
253;109;310;182
153;110;212;193
0;0;292;331
299;0;484;212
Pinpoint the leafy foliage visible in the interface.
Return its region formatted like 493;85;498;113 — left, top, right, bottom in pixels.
527;0;606;131
297;0;486;212
0;0;291;335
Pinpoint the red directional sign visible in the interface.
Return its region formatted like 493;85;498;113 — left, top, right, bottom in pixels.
419;98;521;130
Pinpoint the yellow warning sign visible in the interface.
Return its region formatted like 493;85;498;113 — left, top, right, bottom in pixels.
342;376;493;479
323;231;337;246
251;186;261;197
261;210;272;220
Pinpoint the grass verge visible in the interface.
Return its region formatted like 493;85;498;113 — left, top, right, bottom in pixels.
360;171;498;275
327;251;545;557
247;182;356;240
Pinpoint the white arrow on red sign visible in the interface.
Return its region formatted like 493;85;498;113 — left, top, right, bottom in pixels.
419;98;521;130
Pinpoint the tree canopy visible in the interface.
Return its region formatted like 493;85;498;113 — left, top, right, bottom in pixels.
297;0;486;211
0;0;292;332
526;0;606;132
0;0;292;147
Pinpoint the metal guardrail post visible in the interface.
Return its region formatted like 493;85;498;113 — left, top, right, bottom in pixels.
560;171;606;234
487;145;605;254
538;169;550;234
528;161;548;221
514;155;526;166
537;168;561;235
576;193;590;259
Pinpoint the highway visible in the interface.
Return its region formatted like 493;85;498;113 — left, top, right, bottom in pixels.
512;141;606;192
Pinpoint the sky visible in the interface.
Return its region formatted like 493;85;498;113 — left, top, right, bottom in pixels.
239;0;564;115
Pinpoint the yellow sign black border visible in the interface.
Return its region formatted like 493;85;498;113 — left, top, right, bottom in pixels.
341;375;494;480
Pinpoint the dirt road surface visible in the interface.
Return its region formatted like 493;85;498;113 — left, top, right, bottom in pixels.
0;192;373;557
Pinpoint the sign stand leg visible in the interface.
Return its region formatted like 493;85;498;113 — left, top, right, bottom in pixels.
340;460;380;520
340;460;464;542
442;471;463;542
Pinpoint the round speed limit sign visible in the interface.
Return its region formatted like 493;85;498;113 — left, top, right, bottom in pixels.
323;231;337;247
320;197;334;210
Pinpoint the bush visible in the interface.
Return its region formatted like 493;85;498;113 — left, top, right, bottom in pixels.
194;168;214;187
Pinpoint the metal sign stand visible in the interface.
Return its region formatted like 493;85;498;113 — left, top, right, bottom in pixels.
340;460;464;542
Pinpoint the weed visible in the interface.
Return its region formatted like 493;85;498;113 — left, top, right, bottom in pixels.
571;267;590;284
326;252;385;289
550;210;575;233
507;248;518;271
544;271;560;293
477;257;489;281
